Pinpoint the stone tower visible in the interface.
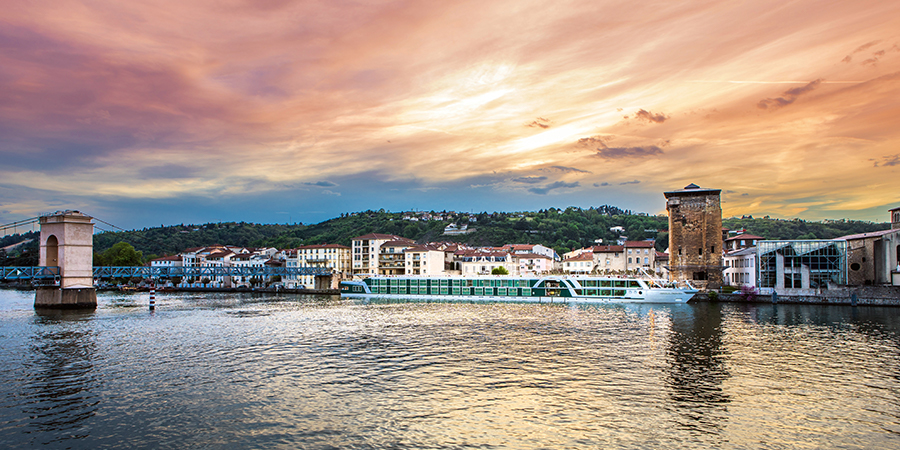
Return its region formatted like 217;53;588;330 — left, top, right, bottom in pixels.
35;211;97;309
664;184;723;290
891;206;900;230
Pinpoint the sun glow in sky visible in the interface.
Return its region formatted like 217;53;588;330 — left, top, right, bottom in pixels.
2;0;899;230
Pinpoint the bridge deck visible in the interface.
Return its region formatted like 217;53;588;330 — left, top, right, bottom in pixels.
1;266;331;281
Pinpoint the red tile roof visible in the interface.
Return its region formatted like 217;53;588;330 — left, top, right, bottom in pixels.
352;233;405;240
296;244;350;249
592;245;624;253
565;253;594;262
515;253;551;259
724;234;765;241
152;255;182;261
382;240;414;247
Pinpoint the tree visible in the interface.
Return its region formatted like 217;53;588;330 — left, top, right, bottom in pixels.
491;267;509;275
98;242;143;266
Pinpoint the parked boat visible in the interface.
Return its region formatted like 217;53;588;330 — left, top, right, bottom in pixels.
340;275;698;304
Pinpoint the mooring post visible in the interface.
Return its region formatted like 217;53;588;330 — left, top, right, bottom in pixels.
772;291;778;304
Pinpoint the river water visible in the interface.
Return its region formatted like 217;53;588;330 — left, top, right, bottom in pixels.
0;290;898;449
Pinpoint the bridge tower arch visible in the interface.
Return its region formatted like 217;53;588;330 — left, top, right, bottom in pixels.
35;211;97;309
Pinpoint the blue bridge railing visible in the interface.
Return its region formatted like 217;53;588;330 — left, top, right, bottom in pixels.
1;266;331;281
0;266;60;280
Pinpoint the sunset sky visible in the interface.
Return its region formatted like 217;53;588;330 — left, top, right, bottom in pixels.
2;0;899;232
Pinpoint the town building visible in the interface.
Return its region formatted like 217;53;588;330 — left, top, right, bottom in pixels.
724;233;765;251
455;250;516;275
500;244;558;261
664;183;724;289
379;240;414;276
654;252;669;278
289;244;351;288
351;233;410;275
229;252;269;288
588;241;657;274
403;245;448;276
514;253;553;276
624;241;656;273
723;247;756;288
150;255;182;268
443;223;472;235
592;245;625;272
835;207;900;286
757;240;848;294
563;252;594;274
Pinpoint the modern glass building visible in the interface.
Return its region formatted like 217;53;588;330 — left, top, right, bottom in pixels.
758;240;848;291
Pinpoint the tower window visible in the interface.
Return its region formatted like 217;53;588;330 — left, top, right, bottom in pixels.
698;247;703;256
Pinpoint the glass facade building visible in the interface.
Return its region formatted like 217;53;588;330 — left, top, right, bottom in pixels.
758;240;847;290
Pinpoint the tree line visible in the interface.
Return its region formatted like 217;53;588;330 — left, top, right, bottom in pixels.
1;208;891;267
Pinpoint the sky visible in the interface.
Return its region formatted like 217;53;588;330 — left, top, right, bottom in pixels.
2;0;899;233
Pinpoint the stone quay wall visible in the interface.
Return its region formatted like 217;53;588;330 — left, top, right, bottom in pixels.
695;285;900;306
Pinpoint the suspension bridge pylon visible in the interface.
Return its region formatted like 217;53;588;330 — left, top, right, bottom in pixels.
34;211;97;309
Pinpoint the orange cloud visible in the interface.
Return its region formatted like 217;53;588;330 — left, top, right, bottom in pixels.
1;0;899;225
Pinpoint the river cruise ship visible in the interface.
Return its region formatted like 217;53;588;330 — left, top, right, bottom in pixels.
340;275;698;304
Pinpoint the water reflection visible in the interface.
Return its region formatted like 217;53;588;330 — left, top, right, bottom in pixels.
665;304;730;436
2;291;900;448
22;310;99;446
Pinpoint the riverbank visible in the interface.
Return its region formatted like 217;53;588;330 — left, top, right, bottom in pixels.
693;285;900;306
0;283;339;296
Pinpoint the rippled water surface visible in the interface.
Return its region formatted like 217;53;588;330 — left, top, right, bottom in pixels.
1;289;899;449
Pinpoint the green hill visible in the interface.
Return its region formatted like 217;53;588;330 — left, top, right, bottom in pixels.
84;207;889;263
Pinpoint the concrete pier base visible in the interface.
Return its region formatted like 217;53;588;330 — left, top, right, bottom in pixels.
35;287;97;309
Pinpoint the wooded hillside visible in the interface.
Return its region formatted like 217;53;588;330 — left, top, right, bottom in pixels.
85;207;888;262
